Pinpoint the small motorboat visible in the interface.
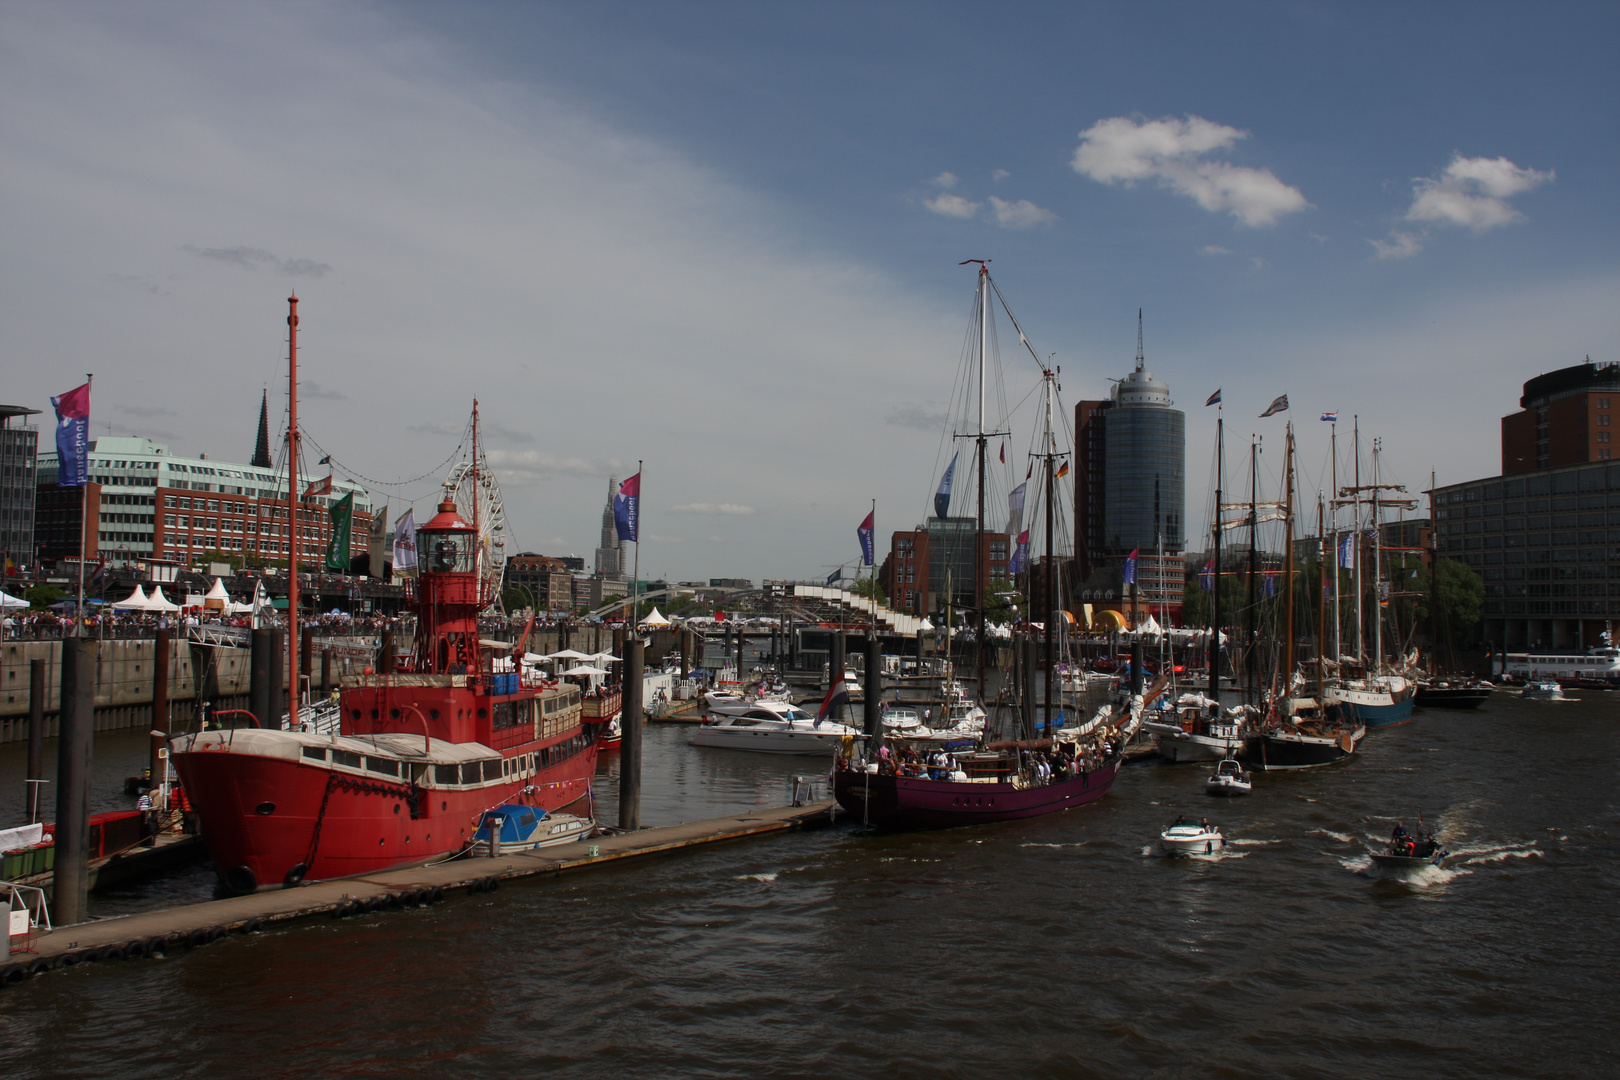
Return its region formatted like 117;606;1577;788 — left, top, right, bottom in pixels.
1520;681;1565;701
1414;678;1494;709
688;700;859;754
1204;758;1252;796
1368;832;1448;871
473;805;594;856
1160;817;1226;856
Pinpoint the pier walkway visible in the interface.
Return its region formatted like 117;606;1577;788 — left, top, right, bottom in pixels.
2;800;838;984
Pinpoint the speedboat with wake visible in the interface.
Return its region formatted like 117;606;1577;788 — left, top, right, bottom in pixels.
1204;758;1251;796
1160;816;1226;856
1368;828;1448;872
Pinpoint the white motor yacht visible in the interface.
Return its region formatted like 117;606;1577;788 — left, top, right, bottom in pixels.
1160;818;1226;856
1520;681;1566;701
688;700;858;754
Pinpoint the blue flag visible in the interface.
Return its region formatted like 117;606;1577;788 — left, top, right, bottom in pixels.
826;567;843;587
1123;548;1138;585
52;382;91;487
1264;570;1278;597
857;510;874;566
1200;559;1214;591
934;453;957;520
613;473;640;542
1008;529;1029;574
1337;534;1355;569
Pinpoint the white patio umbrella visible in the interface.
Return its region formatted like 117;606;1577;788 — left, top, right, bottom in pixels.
545;649;594;661
560;665;611;676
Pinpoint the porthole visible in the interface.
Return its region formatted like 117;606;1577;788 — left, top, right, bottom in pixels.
390;708;401;720
429;708;440;720
255;802;276;815
477;708;487;719
350;709;362;720
378;837;385;845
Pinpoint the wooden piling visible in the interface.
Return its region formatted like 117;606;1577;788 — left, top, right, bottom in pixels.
52;637;96;926
619;638;644;831
26;659;45;823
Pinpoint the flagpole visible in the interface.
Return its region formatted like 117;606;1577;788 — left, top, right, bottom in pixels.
76;373;93;637
631;459;642;627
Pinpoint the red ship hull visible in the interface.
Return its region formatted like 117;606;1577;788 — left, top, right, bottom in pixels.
172;729;596;892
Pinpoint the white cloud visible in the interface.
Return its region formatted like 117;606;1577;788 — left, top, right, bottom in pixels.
1198;245;1234;256
988;195;1056;229
1369;231;1424;260
925;192;980;219
933;171;958;189
670;502;757;516
991;169;1009;182
484;450;603;476
1405;154;1553;231
1072;115;1307;226
885;403;949;430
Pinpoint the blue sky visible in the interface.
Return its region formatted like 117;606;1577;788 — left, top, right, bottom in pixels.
3;2;1616;582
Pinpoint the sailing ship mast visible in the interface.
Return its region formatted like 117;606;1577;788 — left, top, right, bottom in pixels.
1208;411;1224;700
286;294;301;733
974;264;989;715
1246;438;1259;704
1042;364;1058;734
1282;424;1296;699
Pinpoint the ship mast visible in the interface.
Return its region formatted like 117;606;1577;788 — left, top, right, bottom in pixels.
1208;412;1224;700
286;294;300;733
1282;424;1296;697
975;264;989;714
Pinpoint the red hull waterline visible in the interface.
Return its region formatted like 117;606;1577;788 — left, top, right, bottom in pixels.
834;759;1122;829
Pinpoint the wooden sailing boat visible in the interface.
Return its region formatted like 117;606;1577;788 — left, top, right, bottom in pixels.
833;263;1141;828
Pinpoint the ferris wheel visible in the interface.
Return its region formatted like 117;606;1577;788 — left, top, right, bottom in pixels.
442;456;508;610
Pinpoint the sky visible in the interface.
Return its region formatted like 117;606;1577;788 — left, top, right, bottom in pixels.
3;1;1616;582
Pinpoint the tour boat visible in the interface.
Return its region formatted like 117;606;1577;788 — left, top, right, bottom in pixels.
171;392;603;894
1143;693;1250;763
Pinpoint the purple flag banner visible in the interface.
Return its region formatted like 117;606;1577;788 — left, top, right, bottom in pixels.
857;510;874;566
1123;548;1138;585
614;473;640;543
52;382;91;487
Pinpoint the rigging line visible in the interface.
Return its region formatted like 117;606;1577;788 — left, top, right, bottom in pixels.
300;425;471;492
986;278;1048;373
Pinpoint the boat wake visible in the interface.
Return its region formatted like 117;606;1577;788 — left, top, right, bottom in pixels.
1225;837;1283;847
1454;843;1544;866
734;871;780;882
1310;828;1357;844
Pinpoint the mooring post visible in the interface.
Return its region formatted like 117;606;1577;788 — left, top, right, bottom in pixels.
619;637;644;831
678;628;690;679
250;628;271;732
321;646;333;695
27;658;46;823
268;629;285;729
53;637;96;926
864;636;882;744
379;629;395;675
151;628;171;791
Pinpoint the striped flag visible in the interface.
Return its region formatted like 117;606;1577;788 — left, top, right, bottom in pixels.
1321;411;1338;422
1260;394;1289;418
814;676;850;725
1205;388;1222;407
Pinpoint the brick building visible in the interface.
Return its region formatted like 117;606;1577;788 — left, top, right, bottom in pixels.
884;517;1009;617
505;552;575;611
1500;359;1620;473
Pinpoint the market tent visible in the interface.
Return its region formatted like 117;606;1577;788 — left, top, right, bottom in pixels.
112;585;151;611
146;586;181;612
639;607;670;627
1;590;31;609
1135;615;1163;637
204;578;231;611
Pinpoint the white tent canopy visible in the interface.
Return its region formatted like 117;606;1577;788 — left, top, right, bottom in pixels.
561;665;611;677
112;585;151;611
147;586;181;612
545;649;594;661
639;607;670;627
1134;615;1163;637
1;590;31;609
204;578;231;601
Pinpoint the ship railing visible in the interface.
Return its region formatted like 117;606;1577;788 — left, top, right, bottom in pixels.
286;699;343;735
187;624;250;648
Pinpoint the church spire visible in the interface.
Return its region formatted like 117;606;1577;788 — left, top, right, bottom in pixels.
251;388;273;468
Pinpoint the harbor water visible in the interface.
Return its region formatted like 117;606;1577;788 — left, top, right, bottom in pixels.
2;694;1617;1078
